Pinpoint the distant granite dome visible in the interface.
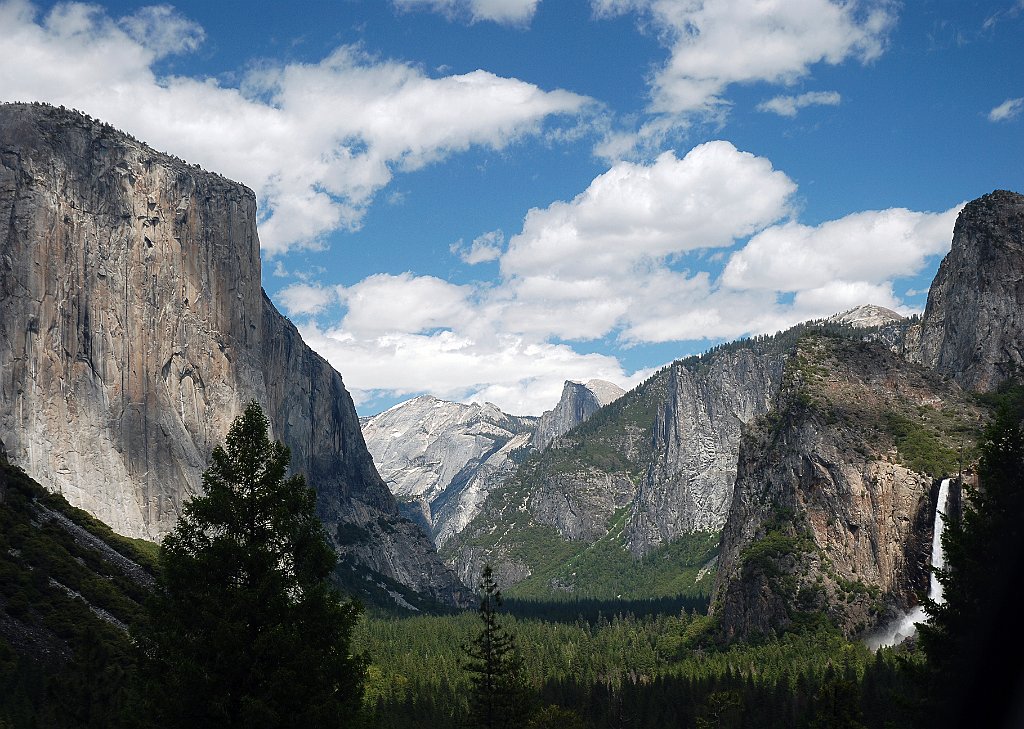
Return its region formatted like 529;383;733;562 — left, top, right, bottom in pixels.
532;379;625;450
829;304;904;329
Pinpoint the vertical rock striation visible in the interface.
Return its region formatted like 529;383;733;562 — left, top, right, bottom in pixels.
0;103;463;605
626;349;784;554
710;335;980;639
918;190;1024;392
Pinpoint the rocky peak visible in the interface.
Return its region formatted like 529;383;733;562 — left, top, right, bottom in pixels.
918;189;1024;392
532;379;625;450
361;395;535;546
829;304;904;329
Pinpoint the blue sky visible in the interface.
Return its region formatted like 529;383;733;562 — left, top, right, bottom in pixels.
2;0;1022;415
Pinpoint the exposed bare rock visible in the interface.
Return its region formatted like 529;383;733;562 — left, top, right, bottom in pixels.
627;348;784;554
711;334;982;639
829;304;904;329
529;469;638;542
918;190;1024;392
533;379;625;450
0;103;463;606
361;395;535;546
36;502;155;589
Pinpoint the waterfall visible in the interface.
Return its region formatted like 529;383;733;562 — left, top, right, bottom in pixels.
866;477;952;649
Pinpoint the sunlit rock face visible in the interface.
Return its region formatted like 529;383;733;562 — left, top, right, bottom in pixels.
532;379;625;450
361;396;536;547
0;103;464;605
918;190;1024;393
361;380;624;550
626;348;785;555
710;335;980;640
829;304;904;329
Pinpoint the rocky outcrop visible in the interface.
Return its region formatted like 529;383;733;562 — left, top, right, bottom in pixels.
0;103;463;606
626;348;785;554
361;396;535;546
711;335;982;639
532;379;624;450
529;469;637;542
446;324;845;591
918;190;1024;392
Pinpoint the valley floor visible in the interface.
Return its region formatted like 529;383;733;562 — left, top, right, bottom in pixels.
353;604;921;729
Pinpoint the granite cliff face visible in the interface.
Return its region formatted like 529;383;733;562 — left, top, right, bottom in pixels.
532;379;625;450
444;371;669;591
361;380;622;551
0;103;463;606
361;396;535;547
626;348;784;555
918;190;1024;392
446;321;885;594
710;335;981;639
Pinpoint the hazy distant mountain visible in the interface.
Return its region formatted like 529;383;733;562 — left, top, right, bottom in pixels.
362;396;535;547
361;379;624;547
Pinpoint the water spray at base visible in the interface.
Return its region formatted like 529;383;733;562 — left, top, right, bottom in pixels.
866;478;951;650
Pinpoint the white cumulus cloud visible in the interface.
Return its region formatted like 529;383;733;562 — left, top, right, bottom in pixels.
300;323;646;415
451;230;505;264
595;0;893;114
0;0;590;254
278;283;337;317
721;206;963;293
337;273;476;338
286;142;962;414
501;141;797;279
593;0;894;150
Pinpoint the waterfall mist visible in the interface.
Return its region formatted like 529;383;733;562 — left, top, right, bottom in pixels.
865;478;951;650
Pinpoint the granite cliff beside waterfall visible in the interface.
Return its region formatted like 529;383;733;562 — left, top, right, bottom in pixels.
442;311;909;592
0;103;463;606
710;334;981;639
699;192;1024;639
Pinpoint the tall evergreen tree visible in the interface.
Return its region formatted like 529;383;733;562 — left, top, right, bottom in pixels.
919;398;1024;728
139;401;366;729
463;565;530;729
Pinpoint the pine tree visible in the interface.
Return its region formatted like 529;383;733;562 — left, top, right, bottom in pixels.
919;398;1024;728
139;401;366;729
463;564;530;729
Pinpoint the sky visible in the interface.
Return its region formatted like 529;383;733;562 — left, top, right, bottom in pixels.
1;0;1022;416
